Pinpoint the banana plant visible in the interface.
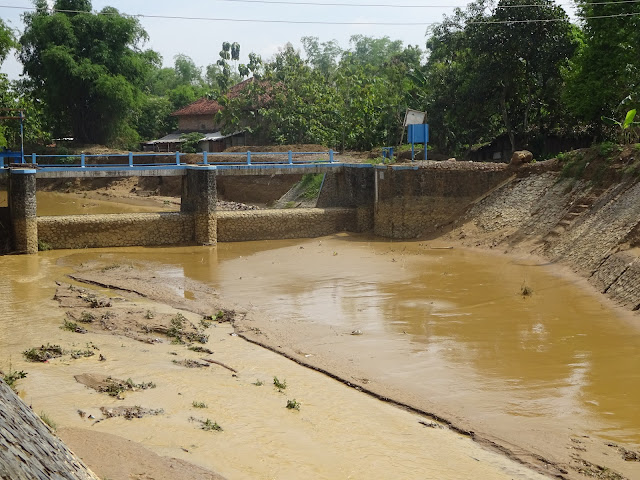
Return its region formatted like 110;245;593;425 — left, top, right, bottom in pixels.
602;109;640;144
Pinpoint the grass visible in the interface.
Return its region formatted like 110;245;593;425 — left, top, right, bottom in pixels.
286;399;301;410
192;401;208;409
253;379;264;386
273;376;287;391
299;173;324;199
598;141;622;158
40;412;57;431
560;151;589;179
284;201;296;209
37;240;52;251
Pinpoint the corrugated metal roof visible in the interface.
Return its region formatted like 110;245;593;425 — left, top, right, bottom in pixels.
145;131;242;145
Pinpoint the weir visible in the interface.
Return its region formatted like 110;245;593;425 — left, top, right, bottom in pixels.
0;159;515;254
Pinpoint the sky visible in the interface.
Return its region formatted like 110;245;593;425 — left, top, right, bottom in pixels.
0;0;474;79
0;0;580;79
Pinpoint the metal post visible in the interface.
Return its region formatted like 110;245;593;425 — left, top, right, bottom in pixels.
203;151;208;164
247;151;251;165
20;111;24;164
176;152;181;165
31;153;36;165
128;152;133;167
80;153;85;168
411;143;415;162
288;150;293;165
329;149;334;163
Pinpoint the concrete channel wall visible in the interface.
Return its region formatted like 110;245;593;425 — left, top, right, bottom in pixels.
37;208;364;249
372;163;513;239
0;380;99;480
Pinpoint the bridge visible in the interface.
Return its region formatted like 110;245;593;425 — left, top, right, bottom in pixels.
0;150;390;178
1;150;403;254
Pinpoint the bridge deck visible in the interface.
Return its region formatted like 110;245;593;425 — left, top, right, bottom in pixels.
0;162;374;178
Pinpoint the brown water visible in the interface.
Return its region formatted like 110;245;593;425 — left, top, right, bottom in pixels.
160;238;640;450
0;190;177;215
0;246;548;480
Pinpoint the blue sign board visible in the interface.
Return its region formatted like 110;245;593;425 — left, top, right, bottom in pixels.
408;124;429;144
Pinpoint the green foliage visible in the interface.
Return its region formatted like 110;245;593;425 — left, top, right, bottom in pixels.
560;151;588;178
425;0;578;155
273;376;287;391
40;411;57;431
2;367;27;391
286;399;301;410
19;1;157;145
192;401;208;408
299;173;324;199
0;18;16;65
565;0;640;130
37;240;52;251
201;419;223;431
23;344;64;362
602;109;640;144
598;141;621;158
253;379;264;386
179;132;203;153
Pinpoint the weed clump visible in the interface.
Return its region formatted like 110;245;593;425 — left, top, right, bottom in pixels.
192;401;208;409
40;412;57;431
286;399;301;410
100;377;156;398
273;376;287;391
23;344;64;362
167;313;209;344
1;367;27;391
61;319;88;334
201;419;223;431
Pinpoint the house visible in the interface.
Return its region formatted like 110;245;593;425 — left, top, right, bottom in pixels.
144;80;258;152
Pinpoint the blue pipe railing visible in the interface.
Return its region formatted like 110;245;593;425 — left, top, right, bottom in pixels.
0;150;336;169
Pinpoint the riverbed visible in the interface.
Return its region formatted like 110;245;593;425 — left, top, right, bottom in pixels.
1;234;639;479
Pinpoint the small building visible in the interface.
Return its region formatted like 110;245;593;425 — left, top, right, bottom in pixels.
144;79;258;152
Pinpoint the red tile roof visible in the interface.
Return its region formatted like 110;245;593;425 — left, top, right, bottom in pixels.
171;78;256;117
171;97;222;117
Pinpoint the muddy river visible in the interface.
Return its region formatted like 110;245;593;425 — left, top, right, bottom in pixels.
1;194;639;478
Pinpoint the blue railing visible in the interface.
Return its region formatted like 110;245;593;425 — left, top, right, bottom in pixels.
0;150;336;169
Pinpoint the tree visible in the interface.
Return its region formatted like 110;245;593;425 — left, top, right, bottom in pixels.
0;18;16;65
19;0;157;146
301;36;342;78
564;0;640;131
425;0;578;155
174;54;202;86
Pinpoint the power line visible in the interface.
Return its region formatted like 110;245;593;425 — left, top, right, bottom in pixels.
0;3;638;26
182;0;640;8
470;11;640;22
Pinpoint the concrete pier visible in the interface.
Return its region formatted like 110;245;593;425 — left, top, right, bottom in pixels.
8;169;38;254
181;166;218;245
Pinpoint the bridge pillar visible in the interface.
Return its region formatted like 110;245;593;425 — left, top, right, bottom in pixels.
9;169;38;254
182;166;217;245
